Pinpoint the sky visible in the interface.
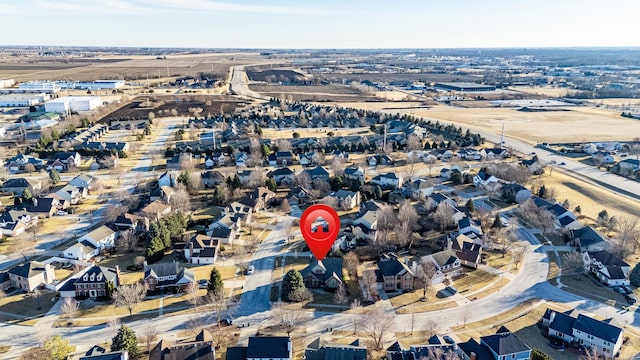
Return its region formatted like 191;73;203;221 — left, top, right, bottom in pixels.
2;0;640;49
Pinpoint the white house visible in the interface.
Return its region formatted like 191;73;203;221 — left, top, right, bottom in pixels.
592;151;615;165
69;173;96;190
371;172;403;189
235;152;248;167
63;241;99;261
329;190;361;210
158;171;179;188
417;250;461;285
583;250;630;286
78;225;116;250
183;235;219;265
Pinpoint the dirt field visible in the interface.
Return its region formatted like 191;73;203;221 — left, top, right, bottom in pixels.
249;84;380;102
509;86;577;97
407;105;640;143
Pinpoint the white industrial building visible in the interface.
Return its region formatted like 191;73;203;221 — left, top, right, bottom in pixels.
45;96;102;113
0;93;50;107
58;80;125;90
0;79;15;88
18;81;60;93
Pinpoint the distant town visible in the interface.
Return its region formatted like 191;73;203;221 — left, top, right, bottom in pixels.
0;46;638;360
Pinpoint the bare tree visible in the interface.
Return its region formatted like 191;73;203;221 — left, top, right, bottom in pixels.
247;170;265;189
169;188;191;213
343;251;360;278
461;306;471;327
333;283;348;306
407;135;422;152
295;171;312;188
103;204;126;224
275;139;292;152
425;319;438;338
105;316;121;340
378;205;397;231
320;196;338;209
60;298;79;325
117;230;137;253
280;198;290;214
563;252;585;279
363;307;394;350
614;216;640;257
179;153;195;171
24;163;36;174
143;323;158;354
431;203;455;232
186;281;201;309
271;302;311;336
350;299;362;334
362;270;378;299
396;200;419;248
114;282;147;317
417;261;437;300
331;156;345;177
511;242;529;270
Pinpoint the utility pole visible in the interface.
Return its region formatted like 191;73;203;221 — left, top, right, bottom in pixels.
383;124;387;152
500;123;505;150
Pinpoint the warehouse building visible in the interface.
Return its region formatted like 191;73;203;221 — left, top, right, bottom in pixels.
0;93;50;107
58;80;126;90
18;81;61;93
0;79;15;88
45;96;102;113
435;82;496;92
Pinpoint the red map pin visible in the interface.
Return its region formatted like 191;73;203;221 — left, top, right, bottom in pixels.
300;204;340;261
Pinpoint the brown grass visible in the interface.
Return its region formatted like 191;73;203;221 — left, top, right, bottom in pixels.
0;291;57;321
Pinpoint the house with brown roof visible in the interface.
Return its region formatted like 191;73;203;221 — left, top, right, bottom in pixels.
139;200;172;221
447;234;482;269
184;234;219;265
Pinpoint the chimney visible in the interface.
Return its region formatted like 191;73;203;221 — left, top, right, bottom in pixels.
470;352;477;360
549;311;556;324
143;260;148;268
189;242;194;260
115;265;121;285
32;198;38;207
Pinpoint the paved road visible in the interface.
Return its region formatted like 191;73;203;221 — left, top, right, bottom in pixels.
229;66;270;101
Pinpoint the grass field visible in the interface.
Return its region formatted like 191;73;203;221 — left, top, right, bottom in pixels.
0;291;57;322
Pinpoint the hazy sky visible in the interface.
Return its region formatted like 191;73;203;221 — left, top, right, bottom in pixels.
3;0;640;48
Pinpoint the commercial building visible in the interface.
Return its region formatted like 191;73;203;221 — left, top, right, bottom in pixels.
18;81;61;93
0;93;50;107
58;80;125;90
435;82;496;92
0;79;15;88
45;96;102;113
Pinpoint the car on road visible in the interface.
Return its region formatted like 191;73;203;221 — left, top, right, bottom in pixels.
624;294;636;305
614;286;626;295
445;286;458;294
443;335;455;344
198;279;209;289
277;239;286;244
246;265;255;275
549;336;565;349
559;162;566;165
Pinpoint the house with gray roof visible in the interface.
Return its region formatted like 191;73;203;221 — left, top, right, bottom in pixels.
143;262;195;294
584;250;630;286
73;266;119;299
378;253;414;292
419;250;461;284
8;261;55;291
300;258;344;289
571;226;609;252
0;177;41;197
150;329;214;360
305;338;366;360
479;327;531;360
226;336;292;360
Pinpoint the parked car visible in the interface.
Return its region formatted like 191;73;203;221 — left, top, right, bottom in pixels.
445;286;458;294
624;294;636;305
246;265;255;275
219;317;233;326
614;286;626;295
622;285;634;294
198;279;209;289
443;335;455;344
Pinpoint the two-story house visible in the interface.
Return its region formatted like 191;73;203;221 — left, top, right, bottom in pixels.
448;234;483;269
583;250;630;286
226;336;292;360
8;261;55;292
0;178;41;197
69;173;97;191
268;167;295;186
184;234;219;265
150;330;215;360
329;190;361;210
73;266;120;299
144;262;195;294
343;167;365;184
419;250;461;284
371;172;403;189
304;166;330;182
305;339;366;360
0;210;38;237
79;225;116;251
378;254;414;292
300;259;344;289
479;327;531;360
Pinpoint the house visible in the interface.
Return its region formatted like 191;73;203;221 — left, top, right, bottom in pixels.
144;262;195;293
268;167;295;186
69;173;96;191
8;261;55;292
541;309;624;357
457;217;483;240
201;170;225;188
5;154;45;173
304;166;330;182
300;258;344;289
150;185;174;203
0;273;10;291
235;152;248;167
546;203;581;230
74;266;119;299
403;178;433;200
473;170;499;189
48;151;81;171
298;152;315;167
480;148;509;159
592;151;615;165
80;350;129;360
344;167;365;183
150;329;215;360
420;250;462;284
286;186;313;206
0;178;41;197
329;190;361;210
440;167;461;179
500;183;532;204
78;225;116;250
166;153;192;170
386;341;460;360
479;327;531;360
23;197;60;218
571;226;609;252
226;336;292;360
305;338;367;360
226;202;253;224
0;210;38;237
583;250;630;286
430;149;454;161
448;234;482;269
274;151;294;166
378;254;414;292
332;234;356;253
158;171;178;188
139;200;172;220
113;213;149;233
236;170;253;184
245;187;276;211
63;240;99;261
371;172;403;189
368;154;394;167
457;148;482;161
619;158;640;172
46;184;84;205
184;234;219;265
521;157;543;174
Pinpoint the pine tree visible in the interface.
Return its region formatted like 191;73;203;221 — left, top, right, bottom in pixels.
22;187;32;200
282;269;305;301
531;349;553;360
49;169;61;184
465;199;475;214
45;335;74;360
537;185;547;199
265;178;277;192
630;263;640;287
208;268;224;296
492;213;503;228
111;325;138;357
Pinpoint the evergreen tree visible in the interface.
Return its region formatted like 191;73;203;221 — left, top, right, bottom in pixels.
45;335;74;360
531;349;553;360
537;185;547;199
231;174;241;189
630;263;640;287
265;178;277;192
208;268;224;295
282;269;305;301
492;213;503;228
261;144;271;159
22;187;32;200
465;199;475;214
213;186;224;205
111;325;139;358
49;169;61;184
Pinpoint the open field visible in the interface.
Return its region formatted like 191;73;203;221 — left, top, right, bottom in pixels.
510;86;577;98
250;84;379;102
100;96;247;121
0;291;57;322
408;105;640;143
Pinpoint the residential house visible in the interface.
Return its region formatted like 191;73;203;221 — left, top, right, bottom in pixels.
139;200;172;220
46;184;84;206
8;261;55;292
226;202;253;225
546;203;581;230
541;309;624;357
166;153;192;170
386;341;461;360
420;250;462;284
473;170;500;189
0;210;38;237
371;172;403;189
448;234;482;269
304;166;330;182
352;202;381;241
69;173;96;191
150;329;215;360
63;240;99;261
226;336;292;360
144;262;195;293
236;170;253;185
268;167;295;186
521;157;543;174
0;273;10;291
583;250;630;286
378;254;414;292
430;149;454;161
300;258;344;289
344;167;365;184
150;185;174;203
0;178;41;197
273;151;294;166
5;154;44;173
209;226;235;246
478;327;531;360
80;350;129;360
403;178;433;200
112;213;148;233
430;192;457;208
440;166;461;179
480;148;509;159
206;213;240;244
298;152;315;167
368;154;394;167
184;234;219;265
500;183;532;204
23;197;60;218
332;234;356;253
619;158;640;172
235;152;248;167
457;217;483;240
158;171;178;188
592;151;615;165
48;151;81;171
201;170;225;188
286;186;313;206
329;190;361;210
457;148;482;161
305;339;367;360
78;225;116;251
571;226;609;252
245;187;276;211
73;266;120;299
